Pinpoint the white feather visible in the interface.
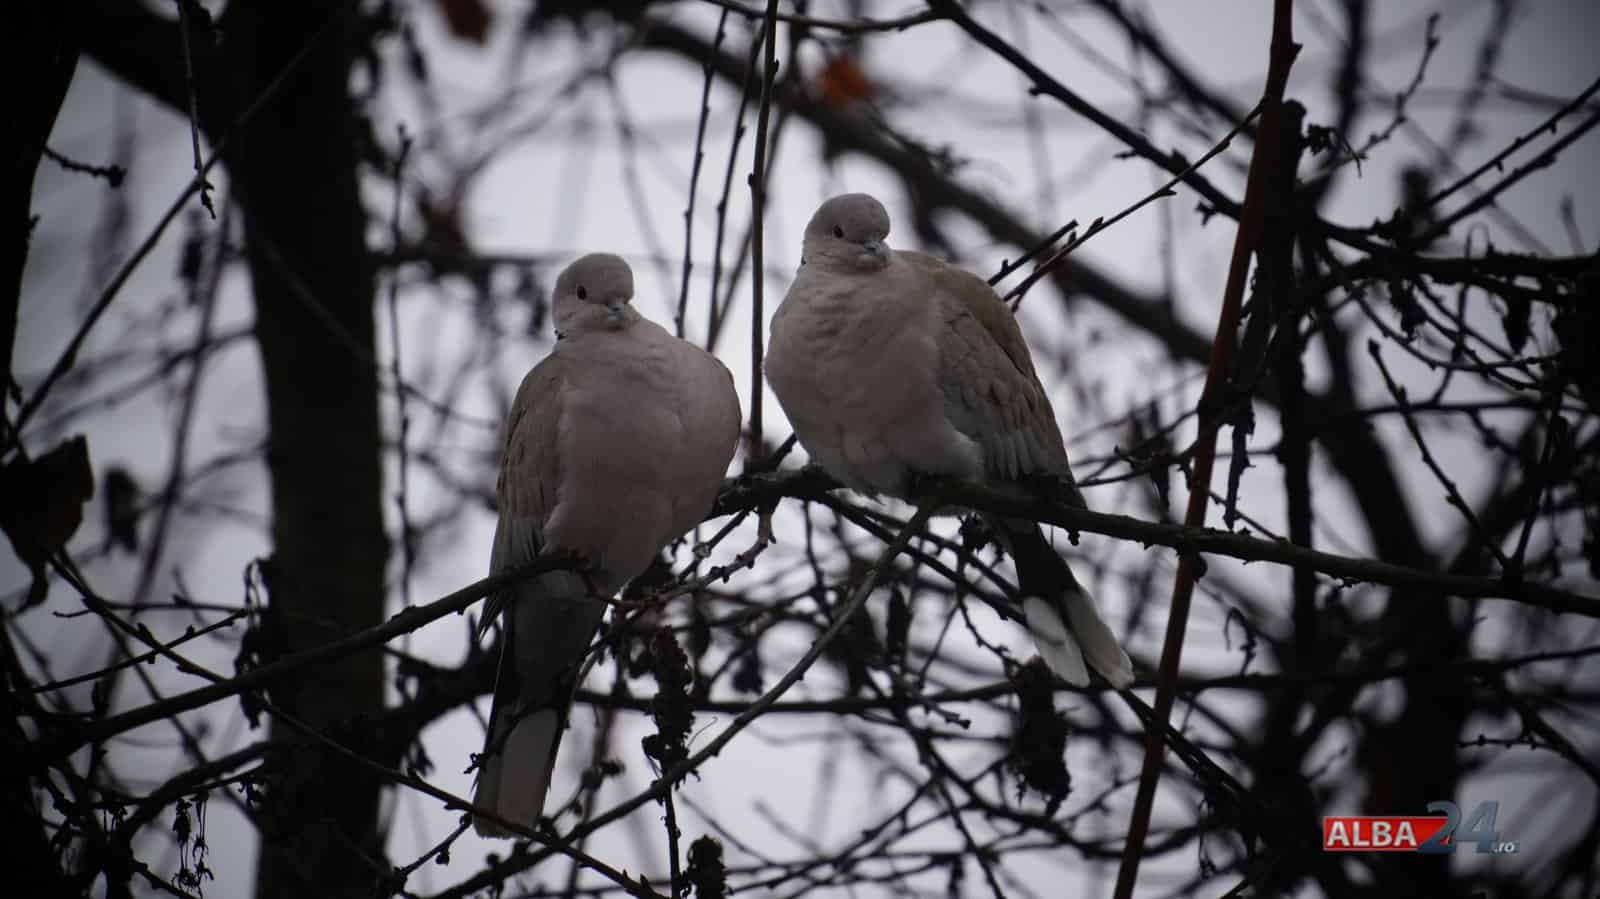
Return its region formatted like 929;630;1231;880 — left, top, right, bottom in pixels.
473;708;559;837
1060;588;1135;689
1023;596;1089;686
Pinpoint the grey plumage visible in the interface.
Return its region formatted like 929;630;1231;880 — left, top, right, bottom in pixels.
475;253;741;836
765;194;1133;689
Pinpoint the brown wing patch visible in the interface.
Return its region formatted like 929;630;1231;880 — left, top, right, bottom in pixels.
904;251;1071;482
499;355;566;526
483;354;567;627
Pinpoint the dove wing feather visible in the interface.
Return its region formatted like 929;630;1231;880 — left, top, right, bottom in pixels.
475;319;740;836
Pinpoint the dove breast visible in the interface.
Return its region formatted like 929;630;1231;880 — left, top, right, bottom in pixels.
767;256;984;496
532;319;740;588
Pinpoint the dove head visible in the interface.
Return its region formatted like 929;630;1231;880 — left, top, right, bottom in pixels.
802;193;892;272
553;253;640;335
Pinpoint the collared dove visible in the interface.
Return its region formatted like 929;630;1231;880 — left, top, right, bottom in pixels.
474;253;741;836
765;193;1133;689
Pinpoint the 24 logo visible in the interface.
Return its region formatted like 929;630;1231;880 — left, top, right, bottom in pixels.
1416;800;1519;855
1322;801;1519;854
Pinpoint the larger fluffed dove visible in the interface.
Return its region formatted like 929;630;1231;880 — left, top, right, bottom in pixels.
474;253;741;836
765;193;1134;689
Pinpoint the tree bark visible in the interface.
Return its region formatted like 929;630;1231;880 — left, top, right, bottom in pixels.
85;2;389;894
2;7;82;888
222;7;389;897
2;1;80;433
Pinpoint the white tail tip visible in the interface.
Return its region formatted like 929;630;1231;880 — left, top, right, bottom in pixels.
1023;596;1090;686
473;707;560;837
1022;593;1134;689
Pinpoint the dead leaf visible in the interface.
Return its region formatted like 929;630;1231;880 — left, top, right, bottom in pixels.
0;436;94;607
104;466;141;554
434;0;492;45
819;54;874;107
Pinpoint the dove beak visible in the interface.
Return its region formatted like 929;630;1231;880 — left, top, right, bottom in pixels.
605;299;626;318
861;240;888;261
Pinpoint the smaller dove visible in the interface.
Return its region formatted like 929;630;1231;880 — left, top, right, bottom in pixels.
474;253;741;835
766;193;1133;689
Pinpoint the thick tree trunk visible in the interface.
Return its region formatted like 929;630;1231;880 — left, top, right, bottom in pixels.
2;6;82;889
82;2;389;894
220;7;390;897
6;8;86;893
1;2;79;432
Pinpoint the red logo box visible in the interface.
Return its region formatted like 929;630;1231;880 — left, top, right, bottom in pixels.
1323;816;1450;852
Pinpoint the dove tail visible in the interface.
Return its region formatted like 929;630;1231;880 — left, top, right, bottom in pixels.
474;698;561;837
1003;521;1134;689
473;570;600;837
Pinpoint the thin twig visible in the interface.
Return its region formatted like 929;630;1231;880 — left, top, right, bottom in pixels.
434;502;938;899
745;0;780;466
664;789;684;897
1002;105;1260;307
36;554;579;764
98;600;665;899
1113;4;1299;896
1416;102;1600;244
388;126;416;613
26;609;245;694
676;8;730;338
711;467;1600;613
41;146;126;186
704;20;768;352
172;0;215;217
130;199;231;612
1367;341;1511;569
10;7;351;445
927;0;1245;222
1422;73;1600;214
985;219;1077;287
1509;387;1565;577
695;0;940;33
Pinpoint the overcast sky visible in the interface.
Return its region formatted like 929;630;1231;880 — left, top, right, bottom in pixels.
12;1;1600;895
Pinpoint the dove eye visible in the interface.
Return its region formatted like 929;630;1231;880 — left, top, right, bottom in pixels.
832;226;844;239
577;286;588;300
